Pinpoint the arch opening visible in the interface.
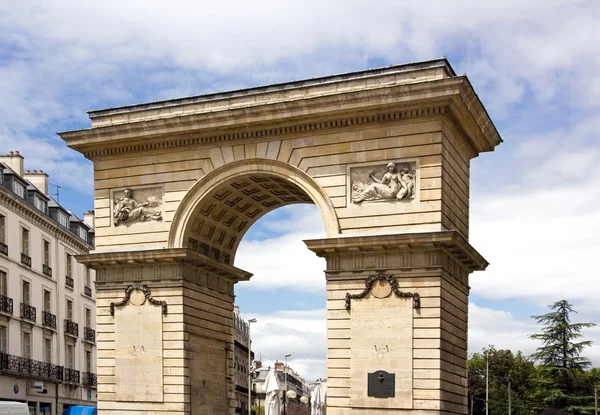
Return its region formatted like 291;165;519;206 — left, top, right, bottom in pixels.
169;159;339;265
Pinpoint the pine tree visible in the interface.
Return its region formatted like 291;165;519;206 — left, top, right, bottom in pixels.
529;300;597;369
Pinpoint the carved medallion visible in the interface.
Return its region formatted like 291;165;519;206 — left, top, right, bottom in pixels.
110;285;168;316
345;272;420;310
113;187;163;226
371;279;393;299
350;161;417;204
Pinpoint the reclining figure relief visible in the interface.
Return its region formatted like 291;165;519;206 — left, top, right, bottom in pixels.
113;188;163;226
351;162;416;204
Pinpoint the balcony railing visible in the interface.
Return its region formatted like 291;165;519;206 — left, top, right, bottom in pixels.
20;253;31;267
65;276;74;289
64;367;80;384
82;372;97;388
42;311;57;329
0;352;63;382
84;326;95;343
20;303;36;322
0;242;7;256
84;286;92;297
64;319;78;337
0;295;13;314
42;264;52;277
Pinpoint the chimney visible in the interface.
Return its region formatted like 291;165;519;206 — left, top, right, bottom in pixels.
255;360;262;369
23;169;49;194
233;305;240;316
274;361;284;371
0;151;24;177
83;210;95;230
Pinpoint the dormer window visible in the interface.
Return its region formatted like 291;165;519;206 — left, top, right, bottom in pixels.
78;226;87;241
34;195;47;213
58;212;69;228
13;180;25;198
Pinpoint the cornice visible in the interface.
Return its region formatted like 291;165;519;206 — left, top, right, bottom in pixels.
76;247;252;282
304;230;488;272
0;188;92;253
59;77;501;160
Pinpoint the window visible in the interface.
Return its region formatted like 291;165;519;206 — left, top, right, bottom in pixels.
43;290;51;312
21;227;29;255
58;212;69;228
78;227;87;241
85;350;92;373
85;308;91;328
66;254;73;277
34;196;47;213
43;240;50;266
66;299;73;321
44;338;52;363
0;326;7;352
0;271;6;296
22;331;31;358
22;280;30;304
13;181;25;198
84;267;91;288
0;215;5;243
66;344;74;369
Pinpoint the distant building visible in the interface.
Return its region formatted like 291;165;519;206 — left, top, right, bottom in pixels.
0;151;96;415
233;306;255;414
252;360;310;410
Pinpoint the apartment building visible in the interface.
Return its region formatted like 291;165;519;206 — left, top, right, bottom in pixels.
0;151;96;415
233;306;255;415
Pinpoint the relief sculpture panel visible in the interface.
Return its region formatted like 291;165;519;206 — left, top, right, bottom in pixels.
113;187;163;226
350;161;417;204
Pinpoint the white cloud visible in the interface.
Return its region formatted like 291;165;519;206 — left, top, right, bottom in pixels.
1;0;599;197
235;205;326;292
469;303;600;366
241;309;327;382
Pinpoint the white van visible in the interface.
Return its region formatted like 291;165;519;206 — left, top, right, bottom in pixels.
0;402;29;415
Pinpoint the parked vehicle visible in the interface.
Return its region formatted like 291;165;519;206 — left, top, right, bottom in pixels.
0;402;29;415
62;406;97;415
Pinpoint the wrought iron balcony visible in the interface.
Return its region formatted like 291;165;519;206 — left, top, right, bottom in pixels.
20;253;31;267
64;367;80;384
42;264;52;277
82;372;97;387
0;295;13;314
42;311;56;329
84;326;95;343
84;286;92;297
0;352;63;382
0;241;7;256
64;319;78;337
65;276;74;289
20;303;36;322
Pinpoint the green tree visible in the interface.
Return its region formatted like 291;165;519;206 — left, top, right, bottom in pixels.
529;300;596;370
468;346;537;415
529;300;597;414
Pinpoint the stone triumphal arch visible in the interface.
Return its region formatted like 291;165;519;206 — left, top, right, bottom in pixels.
61;59;501;415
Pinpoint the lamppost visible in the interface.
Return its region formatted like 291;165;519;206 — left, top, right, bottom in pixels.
284;353;292;415
248;318;257;415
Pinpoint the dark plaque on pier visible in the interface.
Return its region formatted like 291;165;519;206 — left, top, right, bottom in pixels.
367;370;395;398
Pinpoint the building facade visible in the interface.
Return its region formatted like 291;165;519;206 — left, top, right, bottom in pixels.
0;151;97;415
233;306;254;415
253;360;310;411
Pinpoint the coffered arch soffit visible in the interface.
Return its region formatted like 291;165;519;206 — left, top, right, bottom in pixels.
168;159;339;265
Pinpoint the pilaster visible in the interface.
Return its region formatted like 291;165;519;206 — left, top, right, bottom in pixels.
305;231;487;415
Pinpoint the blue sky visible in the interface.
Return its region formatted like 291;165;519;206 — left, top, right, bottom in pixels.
2;0;599;380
